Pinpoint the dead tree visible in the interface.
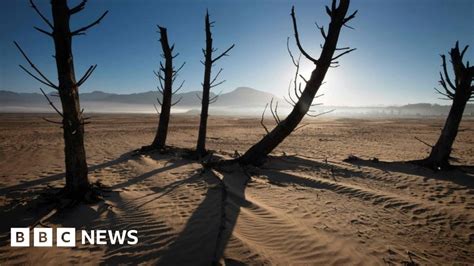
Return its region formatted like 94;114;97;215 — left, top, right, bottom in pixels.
415;42;473;170
143;26;184;151
196;11;235;157
239;0;356;166
15;0;107;198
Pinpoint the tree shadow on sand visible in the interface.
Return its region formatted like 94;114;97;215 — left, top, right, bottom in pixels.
11;151;465;264
0;146;246;265
0;151;188;248
97;172;204;265
0;151;134;195
261;155;367;180
343;157;474;189
57;155;247;265
99;154;472;265
0;151;135;238
155;164;249;265
260;154;474;190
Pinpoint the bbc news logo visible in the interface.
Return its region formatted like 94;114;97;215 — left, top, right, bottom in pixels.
11;228;138;247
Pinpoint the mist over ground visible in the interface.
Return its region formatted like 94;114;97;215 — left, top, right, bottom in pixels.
1;87;473;118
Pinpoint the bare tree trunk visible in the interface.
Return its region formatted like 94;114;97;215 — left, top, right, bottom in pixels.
142;27;185;152
417;42;473;169
427;97;467;167
51;0;89;196
16;0;107;198
196;11;234;157
151;27;174;150
239;0;356;165
196;13;213;156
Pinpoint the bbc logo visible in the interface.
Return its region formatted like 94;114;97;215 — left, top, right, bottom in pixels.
11;227;138;247
11;228;76;247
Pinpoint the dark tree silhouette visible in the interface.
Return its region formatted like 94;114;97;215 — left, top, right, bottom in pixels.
415;42;473;170
14;0;107;198
196;11;235;157
143;26;185;151
239;0;356;166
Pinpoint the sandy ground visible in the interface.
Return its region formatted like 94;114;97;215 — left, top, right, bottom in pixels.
0;113;473;265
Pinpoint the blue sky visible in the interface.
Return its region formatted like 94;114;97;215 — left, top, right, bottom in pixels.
1;0;473;106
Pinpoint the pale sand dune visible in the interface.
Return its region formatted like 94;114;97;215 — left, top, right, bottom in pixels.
0;114;473;265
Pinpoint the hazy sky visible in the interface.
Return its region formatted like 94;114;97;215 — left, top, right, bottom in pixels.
1;0;473;106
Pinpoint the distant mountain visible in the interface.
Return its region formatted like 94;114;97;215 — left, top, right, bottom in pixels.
1;88;473;116
0;90;44;103
80;91;115;101
0;87;275;107
213;87;276;107
0;87;282;113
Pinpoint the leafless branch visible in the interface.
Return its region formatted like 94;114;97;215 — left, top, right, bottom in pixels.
332;48;356;61
210;68;223;85
153;103;160;115
71;10;109;36
210;80;226;88
434;87;454;100
42;117;63;125
441;55;456;91
269;98;281;124
156;86;163;94
260;103;269;134
315;93;325;100
29;0;53;29
155;70;164;90
286;79;298;106
343;24;355;30
299;74;308;83
284;94;296;107
286;37;298;67
212;44;235;63
34;26;52;37
153;69;160;78
173;61;186;76
343;9;358;24
18;65;54;89
325;5;332;17
39;88;63;117
171;96;182;106
274;101;281;124
69;0;87;14
14;41;58;89
173;80;185;94
315;22;326;39
291;6;318;64
414;136;433;148
460;45;469;59
306;109;334;118
209;91;222;104
76;64;97;87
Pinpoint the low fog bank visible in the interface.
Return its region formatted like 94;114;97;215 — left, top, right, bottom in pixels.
2;88;473;118
2;101;474;118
